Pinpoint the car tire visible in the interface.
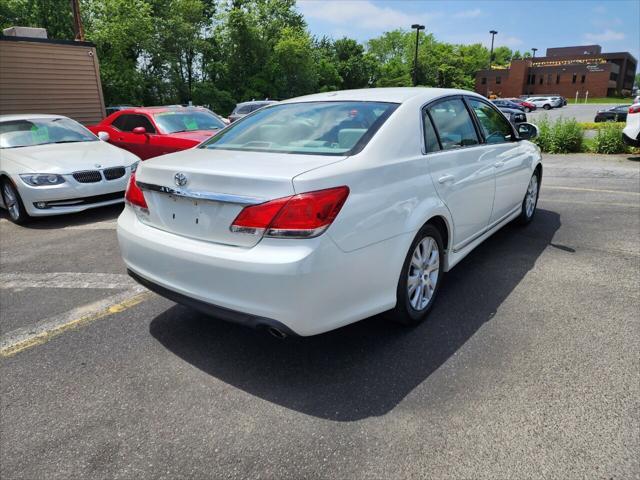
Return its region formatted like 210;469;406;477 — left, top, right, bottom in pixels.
517;170;540;225
543;104;551;110
389;224;444;326
524;107;531;113
1;179;29;225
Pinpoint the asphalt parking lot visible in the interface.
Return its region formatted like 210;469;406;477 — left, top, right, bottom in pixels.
527;103;624;123
1;153;639;479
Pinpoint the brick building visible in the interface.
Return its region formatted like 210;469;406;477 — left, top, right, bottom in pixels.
475;45;637;99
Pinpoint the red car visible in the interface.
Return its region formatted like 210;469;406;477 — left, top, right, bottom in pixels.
507;99;537;113
88;106;226;160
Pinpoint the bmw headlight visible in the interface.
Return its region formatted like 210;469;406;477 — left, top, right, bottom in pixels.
20;174;66;186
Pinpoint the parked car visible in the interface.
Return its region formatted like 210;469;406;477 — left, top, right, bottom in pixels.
549;96;564;108
0;114;139;224
633;95;639;104
622;103;640;147
118;88;542;337
89;106;226;160
525;97;556;110
105;105;137;117
497;107;527;125
228;100;278;123
491;99;525;111
594;105;631;122
506;98;536;112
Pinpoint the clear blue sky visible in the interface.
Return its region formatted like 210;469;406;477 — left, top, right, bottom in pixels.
297;0;640;63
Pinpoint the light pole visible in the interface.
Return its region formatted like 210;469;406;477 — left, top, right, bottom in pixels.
488;30;498;70
532;47;538;58
411;24;425;86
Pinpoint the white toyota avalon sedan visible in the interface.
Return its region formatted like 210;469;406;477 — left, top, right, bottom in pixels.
119;88;542;337
0;114;140;224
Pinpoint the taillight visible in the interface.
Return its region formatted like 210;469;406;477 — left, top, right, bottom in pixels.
125;170;148;209
629;105;640;114
231;186;349;238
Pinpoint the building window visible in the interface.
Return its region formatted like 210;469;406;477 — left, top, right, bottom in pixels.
547;74;552;84
539;76;543;85
496;76;501;85
610;72;618;81
531;74;536;85
481;77;487;85
581;74;586;83
572;73;577;84
556;74;561;84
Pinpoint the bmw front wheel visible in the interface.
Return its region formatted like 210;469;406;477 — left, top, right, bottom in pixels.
1;179;29;225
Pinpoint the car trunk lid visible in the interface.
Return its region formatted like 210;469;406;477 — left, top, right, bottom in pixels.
134;148;345;247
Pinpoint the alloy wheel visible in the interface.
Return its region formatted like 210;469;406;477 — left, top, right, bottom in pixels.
407;236;440;311
2;182;20;221
525;174;538;218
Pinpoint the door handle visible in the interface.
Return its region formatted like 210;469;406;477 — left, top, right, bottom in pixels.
494;161;505;168
438;174;455;184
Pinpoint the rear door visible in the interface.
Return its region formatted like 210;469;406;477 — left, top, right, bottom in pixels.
424;97;495;247
466;97;531;224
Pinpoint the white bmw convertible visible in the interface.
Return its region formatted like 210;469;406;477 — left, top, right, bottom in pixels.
0;114;140;224
119;88;542;336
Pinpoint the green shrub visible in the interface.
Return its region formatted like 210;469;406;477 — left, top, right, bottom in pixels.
533;117;583;153
591;123;628;154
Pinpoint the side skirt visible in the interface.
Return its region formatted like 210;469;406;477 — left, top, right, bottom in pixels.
444;205;522;271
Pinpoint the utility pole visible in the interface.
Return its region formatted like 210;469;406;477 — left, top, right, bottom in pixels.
70;0;85;41
488;30;498;70
532;47;538;58
411;24;425;86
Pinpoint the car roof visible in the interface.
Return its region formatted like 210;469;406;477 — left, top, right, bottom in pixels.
235;100;277;106
280;87;484;105
0;113;69;122
114;106;211;115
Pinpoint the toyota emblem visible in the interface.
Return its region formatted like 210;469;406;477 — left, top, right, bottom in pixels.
174;172;188;187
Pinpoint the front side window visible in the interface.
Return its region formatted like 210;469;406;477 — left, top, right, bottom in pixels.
427;98;479;150
0;117;97;149
111;114;156;133
201;101;398;156
154;111;225;134
467;99;514;144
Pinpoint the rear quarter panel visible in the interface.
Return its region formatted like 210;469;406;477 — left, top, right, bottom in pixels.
292;99;453;255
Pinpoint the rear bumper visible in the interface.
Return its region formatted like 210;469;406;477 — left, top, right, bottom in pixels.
117;207;407;336
128;269;298;336
622;127;640;147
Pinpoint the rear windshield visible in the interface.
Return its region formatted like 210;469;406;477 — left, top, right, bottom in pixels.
200;101;398;155
153;110;225;134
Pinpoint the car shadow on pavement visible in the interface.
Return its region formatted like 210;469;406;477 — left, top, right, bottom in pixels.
0;203;123;229
149;209;561;422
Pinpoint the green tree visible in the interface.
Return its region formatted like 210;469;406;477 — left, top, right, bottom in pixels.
0;0;74;39
270;27;318;98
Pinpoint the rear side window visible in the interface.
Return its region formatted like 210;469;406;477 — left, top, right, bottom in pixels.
427;98;479;150
467;99;514;144
422;111;440;153
235;105;252;115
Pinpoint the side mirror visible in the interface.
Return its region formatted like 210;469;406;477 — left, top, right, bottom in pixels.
132;126;147;135
97;131;110;142
517;122;539;140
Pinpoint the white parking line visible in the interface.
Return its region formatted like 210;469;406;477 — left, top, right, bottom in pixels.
64;220;117;230
0;272;136;290
543;185;640;196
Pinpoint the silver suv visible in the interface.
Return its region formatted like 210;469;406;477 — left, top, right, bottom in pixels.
228;100;278;123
